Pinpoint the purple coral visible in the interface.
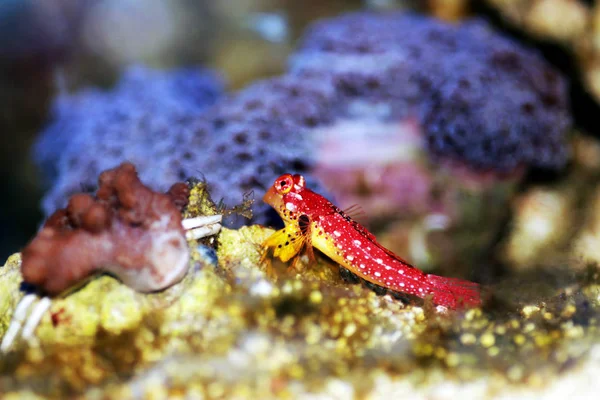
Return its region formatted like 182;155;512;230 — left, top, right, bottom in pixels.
34;13;571;227
34;65;224;214
180;75;338;224
292;12;570;171
36;70;337;226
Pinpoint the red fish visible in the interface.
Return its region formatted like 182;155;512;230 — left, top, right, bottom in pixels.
262;173;481;309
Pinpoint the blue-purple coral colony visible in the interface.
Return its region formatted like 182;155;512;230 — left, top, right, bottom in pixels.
34;13;571;225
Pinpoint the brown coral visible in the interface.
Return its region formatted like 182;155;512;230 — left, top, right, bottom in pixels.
21;163;190;296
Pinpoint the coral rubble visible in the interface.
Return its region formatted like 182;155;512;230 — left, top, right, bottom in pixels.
21;163;190;295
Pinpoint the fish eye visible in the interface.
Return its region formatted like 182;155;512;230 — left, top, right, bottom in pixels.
275;174;293;194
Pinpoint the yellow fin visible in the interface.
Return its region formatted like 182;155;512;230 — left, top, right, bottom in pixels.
262;224;307;263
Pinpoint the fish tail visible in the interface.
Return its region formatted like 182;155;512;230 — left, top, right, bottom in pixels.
426;274;482;309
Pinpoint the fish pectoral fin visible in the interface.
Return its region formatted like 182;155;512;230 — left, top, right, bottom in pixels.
262;225;307;263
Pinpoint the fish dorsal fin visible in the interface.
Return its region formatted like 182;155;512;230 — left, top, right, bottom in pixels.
342;204;367;223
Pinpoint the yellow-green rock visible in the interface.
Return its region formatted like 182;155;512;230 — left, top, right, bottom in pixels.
0;224;599;399
0;253;24;337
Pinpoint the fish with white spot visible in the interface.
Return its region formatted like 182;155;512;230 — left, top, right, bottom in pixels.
262;173;482;309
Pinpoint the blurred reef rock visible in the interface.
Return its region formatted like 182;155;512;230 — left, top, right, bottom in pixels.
483;0;600;108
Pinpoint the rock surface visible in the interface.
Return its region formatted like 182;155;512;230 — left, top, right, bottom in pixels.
0;225;598;398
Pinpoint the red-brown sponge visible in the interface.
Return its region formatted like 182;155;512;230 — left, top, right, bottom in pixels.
21;163;190;296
